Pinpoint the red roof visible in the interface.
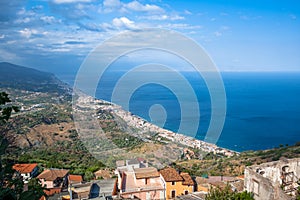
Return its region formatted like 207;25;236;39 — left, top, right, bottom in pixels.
159;167;183;182
37;169;69;181
44;188;62;196
180;172;194;186
13;163;38;173
69;175;83;183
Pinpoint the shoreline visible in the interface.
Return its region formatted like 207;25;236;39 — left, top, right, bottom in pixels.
91;97;239;157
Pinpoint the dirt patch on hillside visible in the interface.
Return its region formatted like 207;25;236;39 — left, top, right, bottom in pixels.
10;122;76;148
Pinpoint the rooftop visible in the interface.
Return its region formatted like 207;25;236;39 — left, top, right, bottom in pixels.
13;163;38;173
134;167;160;179
195;176;236;185
180;172;194;186
69;174;83;183
37;169;69;181
127;158;140;166
159;167;183;182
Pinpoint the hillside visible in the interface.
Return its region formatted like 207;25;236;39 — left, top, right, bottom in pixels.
0;62;102;179
173;143;300;177
0;62;69;94
1;62;299;180
0;62;183;177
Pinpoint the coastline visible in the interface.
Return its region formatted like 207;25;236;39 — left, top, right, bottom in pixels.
87;97;239;157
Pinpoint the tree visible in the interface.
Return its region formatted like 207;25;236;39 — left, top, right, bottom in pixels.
0;92;45;199
0;92;19;126
19;178;45;200
296;185;300;200
205;184;254;200
1;92;19;198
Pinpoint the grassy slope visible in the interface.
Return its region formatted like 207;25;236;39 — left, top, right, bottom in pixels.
174;144;300;177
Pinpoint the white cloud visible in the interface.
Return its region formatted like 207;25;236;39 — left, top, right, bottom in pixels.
160;23;202;30
112;17;137;29
53;0;93;4
143;14;184;21
0;49;20;62
102;0;164;14
40;16;58;24
125;1;163;13
19;28;38;38
14;17;32;24
184;10;192;15
0;34;5;39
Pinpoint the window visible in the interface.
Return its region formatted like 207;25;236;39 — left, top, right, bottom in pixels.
171;190;176;198
184;190;188;195
171;181;176;185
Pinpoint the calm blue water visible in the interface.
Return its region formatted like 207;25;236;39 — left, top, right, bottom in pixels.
64;71;300;152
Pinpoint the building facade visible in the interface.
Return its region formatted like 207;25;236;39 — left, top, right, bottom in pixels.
159;167;194;200
118;167;165;199
244;158;300;200
13;163;39;183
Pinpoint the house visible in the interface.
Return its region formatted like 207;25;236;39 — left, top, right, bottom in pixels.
12;163;38;183
116;158;148;170
115;158;149;190
72;182;92;199
94;169;113;180
244;158;300;200
117;167;165;199
159;167;194;199
37;169;69;196
69;174;83;185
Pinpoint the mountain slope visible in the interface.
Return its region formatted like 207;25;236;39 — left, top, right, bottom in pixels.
0;62;69;94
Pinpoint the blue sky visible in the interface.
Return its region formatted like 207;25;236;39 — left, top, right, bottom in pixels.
0;0;299;75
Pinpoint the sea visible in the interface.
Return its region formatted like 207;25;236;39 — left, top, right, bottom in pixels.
62;71;300;152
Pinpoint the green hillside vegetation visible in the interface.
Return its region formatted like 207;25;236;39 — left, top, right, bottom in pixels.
1;62;300;182
173;143;300;177
0;62;69;94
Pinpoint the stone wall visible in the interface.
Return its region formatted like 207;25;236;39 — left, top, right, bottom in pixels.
244;158;300;200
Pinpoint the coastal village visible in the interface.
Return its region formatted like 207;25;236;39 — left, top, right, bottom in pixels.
1;64;300;200
80;96;237;158
7;96;300;200
11;157;300;200
1;0;300;198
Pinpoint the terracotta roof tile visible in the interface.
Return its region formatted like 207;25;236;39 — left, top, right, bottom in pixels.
13;163;38;173
134;167;160;179
180;172;194;186
37;169;69;181
69;174;83;183
159;167;183;182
